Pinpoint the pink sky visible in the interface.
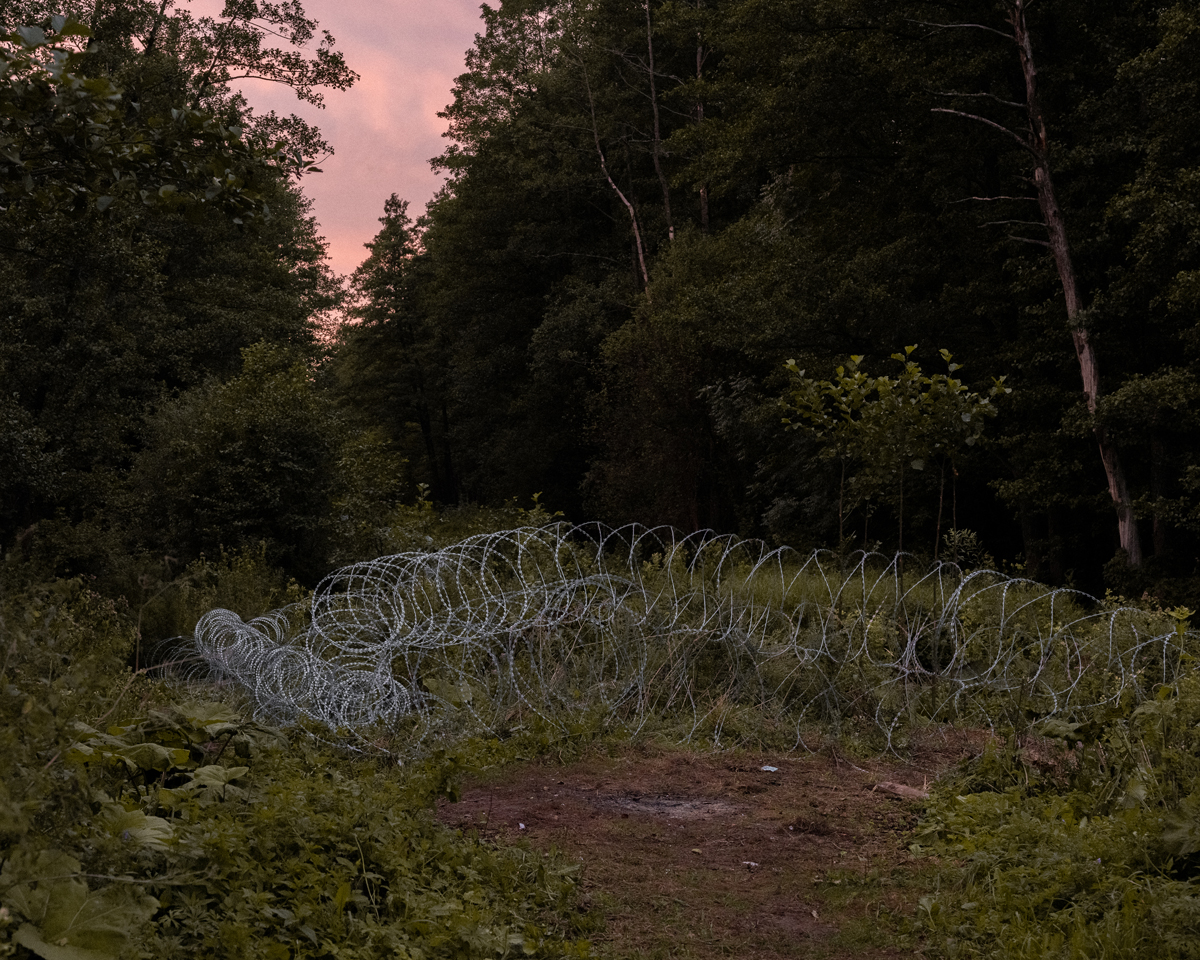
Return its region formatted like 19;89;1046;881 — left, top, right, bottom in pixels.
202;0;484;277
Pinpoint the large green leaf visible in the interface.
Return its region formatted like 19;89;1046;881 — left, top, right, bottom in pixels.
189;764;250;788
174;701;243;737
5;854;157;960
95;804;174;851
114;742;188;773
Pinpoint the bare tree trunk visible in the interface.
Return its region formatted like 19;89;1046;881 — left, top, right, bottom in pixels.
644;0;673;241
582;62;651;296
931;4;1142;567
1009;0;1141;566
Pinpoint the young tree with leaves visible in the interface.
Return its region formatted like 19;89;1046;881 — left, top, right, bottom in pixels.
783;347;1009;555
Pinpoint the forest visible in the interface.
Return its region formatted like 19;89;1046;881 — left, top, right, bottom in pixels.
4;2;1200;959
1;0;1198;597
334;0;1200;598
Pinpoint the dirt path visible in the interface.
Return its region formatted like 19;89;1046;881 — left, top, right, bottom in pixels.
438;739;975;958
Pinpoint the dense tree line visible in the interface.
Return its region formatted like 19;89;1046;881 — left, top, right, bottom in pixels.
336;0;1200;594
0;1;375;586
4;0;1199;600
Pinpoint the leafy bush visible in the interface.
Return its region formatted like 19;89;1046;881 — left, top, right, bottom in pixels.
0;574;591;960
913;655;1200;958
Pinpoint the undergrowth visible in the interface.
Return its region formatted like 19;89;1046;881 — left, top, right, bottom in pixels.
0;574;592;960
189;524;1198;762
912;672;1200;958
6;522;1200;960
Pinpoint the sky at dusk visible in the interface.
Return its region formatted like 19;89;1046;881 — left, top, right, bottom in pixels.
204;0;485;277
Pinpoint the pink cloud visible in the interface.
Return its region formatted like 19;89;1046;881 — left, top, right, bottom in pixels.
188;0;483;276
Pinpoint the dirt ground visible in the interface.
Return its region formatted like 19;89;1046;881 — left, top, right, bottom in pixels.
437;733;984;959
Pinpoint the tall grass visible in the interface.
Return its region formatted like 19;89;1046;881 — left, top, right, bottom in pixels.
190;524;1196;756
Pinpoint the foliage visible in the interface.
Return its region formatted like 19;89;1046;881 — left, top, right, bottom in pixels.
782;347;1010;551
0;8;345;579
332;196;457;504
127;342;405;583
0;572;592;960
912;606;1200;958
2;0;357;159
328;0;1200;590
0;16;290;219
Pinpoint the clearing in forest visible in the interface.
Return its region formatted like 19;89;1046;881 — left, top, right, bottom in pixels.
439;735;982;959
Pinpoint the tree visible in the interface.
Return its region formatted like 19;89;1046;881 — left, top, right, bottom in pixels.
0;11;344;567
330;0;1200;588
1;17;287;217
130;342;404;580
783;347;1009;555
334;195;458;503
928;0;1143;566
2;0;358;159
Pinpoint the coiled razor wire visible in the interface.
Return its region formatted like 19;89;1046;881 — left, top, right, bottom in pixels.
192;523;1198;754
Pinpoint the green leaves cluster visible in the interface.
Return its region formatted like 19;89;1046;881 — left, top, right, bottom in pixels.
782;347;1009;550
0;17;285;221
784;347;1008;476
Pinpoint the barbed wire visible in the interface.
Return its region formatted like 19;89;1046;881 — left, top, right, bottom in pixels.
191;523;1195;754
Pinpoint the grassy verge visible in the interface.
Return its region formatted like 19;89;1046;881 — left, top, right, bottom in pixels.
911;677;1200;959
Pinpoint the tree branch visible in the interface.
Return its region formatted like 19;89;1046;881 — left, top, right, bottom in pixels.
580;61;651;297
949;195;1039;202
931;107;1039;156
905;19;1013;39
934;90;1024;109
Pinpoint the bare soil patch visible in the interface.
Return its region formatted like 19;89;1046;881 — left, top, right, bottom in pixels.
438;732;983;959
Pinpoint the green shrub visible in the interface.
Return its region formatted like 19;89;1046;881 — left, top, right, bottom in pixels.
0;575;591;960
913;667;1200;958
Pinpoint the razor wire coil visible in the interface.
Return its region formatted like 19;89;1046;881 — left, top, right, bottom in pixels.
191;523;1197;754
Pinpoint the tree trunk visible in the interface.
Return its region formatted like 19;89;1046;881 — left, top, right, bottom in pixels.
1009;0;1141;566
142;0;172;55
934;460;945;560
1151;435;1167;557
838;458;846;546
581;61;651;295
439;402;458;503
1018;499;1041;580
415;400;438;488
644;0;674;241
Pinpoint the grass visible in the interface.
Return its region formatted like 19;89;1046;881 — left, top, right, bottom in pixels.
8;527;1200;959
184;525;1198;768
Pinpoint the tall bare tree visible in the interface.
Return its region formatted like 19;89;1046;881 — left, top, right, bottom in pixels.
933;0;1142;566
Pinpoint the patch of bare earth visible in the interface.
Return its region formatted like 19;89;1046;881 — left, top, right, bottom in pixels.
438;731;985;959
